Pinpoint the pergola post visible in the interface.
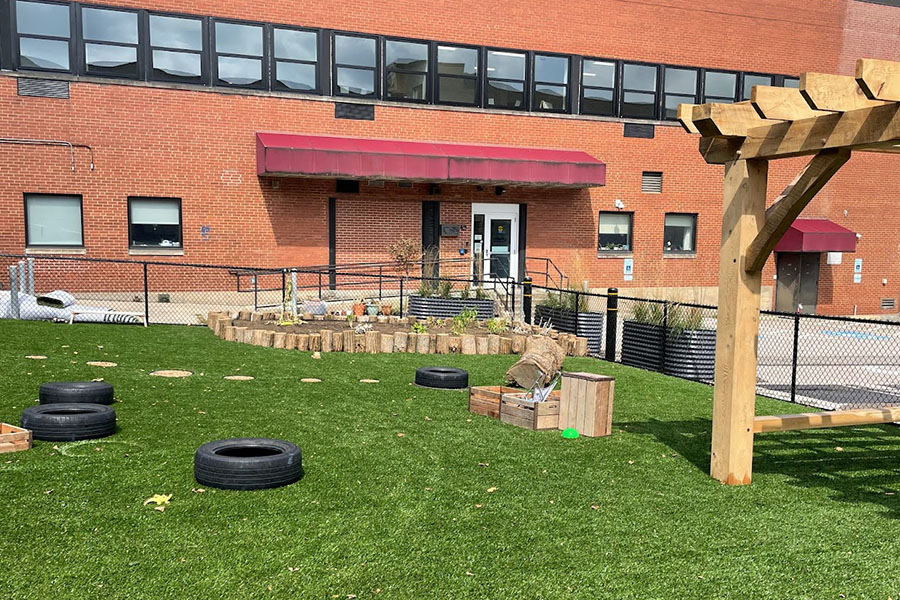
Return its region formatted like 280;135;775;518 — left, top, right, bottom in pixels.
710;159;768;485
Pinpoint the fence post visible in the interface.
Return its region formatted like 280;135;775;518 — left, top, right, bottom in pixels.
399;278;404;318
318;272;322;300
378;265;383;303
523;276;532;324
26;258;35;295
661;301;669;373
573;290;580;336
281;270;286;307
8;266;19;319
253;274;259;311
291;270;298;316
18;260;26;293
605;288;618;362
791;312;800;403
143;263;150;325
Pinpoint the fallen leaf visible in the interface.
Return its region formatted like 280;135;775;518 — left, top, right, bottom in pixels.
474;504;483;508
487;487;497;493
311;352;321;359
191;488;205;494
465;572;475;577
835;446;844;452
628;460;634;465
424;416;432;421
154;505;165;512
287;567;299;573
478;462;489;467
591;505;600;510
144;494;172;507
396;432;405;437
44;489;53;495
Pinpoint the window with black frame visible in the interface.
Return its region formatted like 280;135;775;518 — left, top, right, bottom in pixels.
533;54;568;112
273;28;317;92
25;194;83;247
15;0;71;71
81;7;139;78
621;63;658;119
598;212;633;252
334;34;376;97
662;67;697;120
149;14;204;84
581;59;616;116
129;198;182;249
214;21;263;88
436;45;478;105
664;213;697;253
703;70;737;103
742;73;773;100
486;50;526;109
385;40;428;101
783;76;800;88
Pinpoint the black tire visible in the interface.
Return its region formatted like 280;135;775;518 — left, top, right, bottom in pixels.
20;403;117;442
414;366;469;389
194;438;303;491
39;381;115;405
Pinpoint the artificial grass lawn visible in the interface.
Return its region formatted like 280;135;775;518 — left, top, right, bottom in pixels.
2;321;900;599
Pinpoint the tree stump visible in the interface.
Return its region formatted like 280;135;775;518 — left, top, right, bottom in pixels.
407;333;418;353
449;336;461;353
224;326;237;342
309;333;322;352
234;327;248;343
250;312;263;322
476;336;490;355
296;334;309;351
416;333;431;354
343;330;355;353
332;332;343;352
499;337;512;354
506;336;565;388
366;331;381;354
461;335;476;355
284;333;298;350
273;332;287;349
394;332;408;353
380;333;394;353
436;334;450;354
575;336;589;357
256;330;275;347
488;335;501;354
237;310;253;321
321;329;333;353
355;334;366;352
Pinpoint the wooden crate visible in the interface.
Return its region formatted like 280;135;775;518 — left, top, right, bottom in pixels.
469;385;522;419
559;372;615;437
0;423;32;454
500;392;561;430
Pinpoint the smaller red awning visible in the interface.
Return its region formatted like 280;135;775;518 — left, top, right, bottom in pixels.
774;219;857;253
256;132;606;187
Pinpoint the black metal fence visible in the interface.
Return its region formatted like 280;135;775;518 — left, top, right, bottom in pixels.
4;253;900;410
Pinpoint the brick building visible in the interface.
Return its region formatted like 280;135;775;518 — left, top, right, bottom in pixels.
1;0;898;314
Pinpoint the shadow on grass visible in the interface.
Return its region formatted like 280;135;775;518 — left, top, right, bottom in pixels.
627;417;900;517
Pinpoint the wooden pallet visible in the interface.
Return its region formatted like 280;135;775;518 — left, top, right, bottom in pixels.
0;423;32;454
500;392;561;430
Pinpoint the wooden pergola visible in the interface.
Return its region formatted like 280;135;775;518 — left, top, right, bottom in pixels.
678;58;900;485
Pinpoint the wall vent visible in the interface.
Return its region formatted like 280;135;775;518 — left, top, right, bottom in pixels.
335;102;375;120
641;171;663;193
881;298;896;310
17;78;69;99
624;123;654;138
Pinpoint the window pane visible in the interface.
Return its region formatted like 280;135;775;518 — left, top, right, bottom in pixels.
150;15;202;51
83;8;137;44
132;224;180;247
152;50;201;81
664;94;692;119
276;61;316;91
664;214;695;252
665;68;696;95
535;54;567;84
623;63;656;91
274;28;316;61
487;51;525;80
438;46;477;76
743;74;773;99
386;72;426;99
534;84;566;110
131;199;180;225
438;75;476;104
26;195;81;246
386;40;427;72
19;37;69;70
622;91;655;118
215;22;262;56
704;71;736;98
16;1;69;37
598;213;631;251
486;80;524;108
582;87;614;116
86;43;137;76
583;60;615;87
218;56;262;86
335;35;375;67
336;67;375;96
783;77;800;88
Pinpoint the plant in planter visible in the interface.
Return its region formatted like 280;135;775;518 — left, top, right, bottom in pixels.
365;299;379;316
380;304;393;316
352;299;366;317
534;292;603;355
620;302;667;372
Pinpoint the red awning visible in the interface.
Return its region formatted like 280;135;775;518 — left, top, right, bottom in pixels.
774;219;857;253
256;132;606;187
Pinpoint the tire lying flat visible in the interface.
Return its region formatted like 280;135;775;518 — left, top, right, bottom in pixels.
194;438;303;491
39;381;115;405
414;366;469;389
21;403;116;442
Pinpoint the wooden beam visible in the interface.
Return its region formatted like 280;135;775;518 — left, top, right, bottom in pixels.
710;159;767;486
751;86;829;120
744;148;851;272
692;102;780;137
800;72;891;111
677;103;700;134
755;407;900;433
856;58;900;102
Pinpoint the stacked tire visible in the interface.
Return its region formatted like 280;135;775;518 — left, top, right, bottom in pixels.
21;381;117;442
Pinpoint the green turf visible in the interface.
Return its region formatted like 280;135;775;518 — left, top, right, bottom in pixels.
2;320;900;599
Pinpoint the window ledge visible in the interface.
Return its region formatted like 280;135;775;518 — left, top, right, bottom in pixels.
129;247;184;256
597;251;633;259
663;252;697;259
25;246;85;255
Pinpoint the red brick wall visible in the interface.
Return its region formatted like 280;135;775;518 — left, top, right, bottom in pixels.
1;0;900;313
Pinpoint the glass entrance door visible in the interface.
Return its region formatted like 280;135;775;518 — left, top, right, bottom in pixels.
472;203;518;285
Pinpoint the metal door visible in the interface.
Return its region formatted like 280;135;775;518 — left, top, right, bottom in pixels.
775;252;820;313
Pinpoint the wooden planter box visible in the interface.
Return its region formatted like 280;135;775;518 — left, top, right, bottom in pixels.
469;385;522;419
408;295;495;319
664;328;717;382
559;372;615;437
534;306;604;355
0;423;32;454
500;392;561;430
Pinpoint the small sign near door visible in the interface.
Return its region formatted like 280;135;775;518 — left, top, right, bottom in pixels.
623;258;634;282
854;258;862;284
